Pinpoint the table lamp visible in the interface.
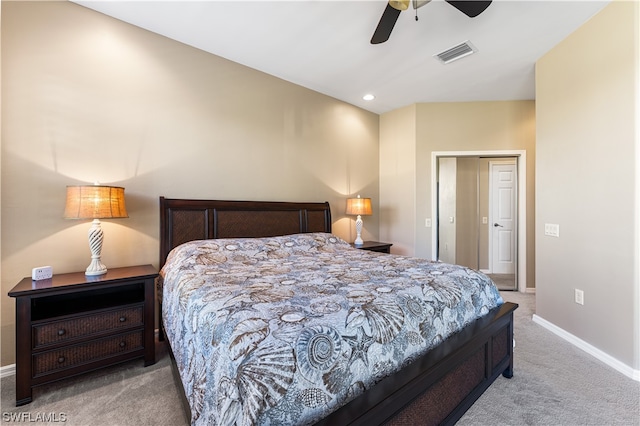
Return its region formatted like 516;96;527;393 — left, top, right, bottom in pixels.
64;185;128;276
346;195;372;246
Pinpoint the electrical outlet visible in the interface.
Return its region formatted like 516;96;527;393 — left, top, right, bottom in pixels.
32;266;53;281
574;289;584;305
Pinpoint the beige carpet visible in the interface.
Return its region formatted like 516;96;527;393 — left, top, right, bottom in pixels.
487;274;516;291
1;292;638;425
458;292;639;426
0;342;187;426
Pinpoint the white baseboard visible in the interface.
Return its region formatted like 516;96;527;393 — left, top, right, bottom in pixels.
523;287;536;294
1;363;16;378
532;314;640;382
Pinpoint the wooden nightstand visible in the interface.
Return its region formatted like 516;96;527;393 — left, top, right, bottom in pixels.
8;264;158;406
351;241;393;253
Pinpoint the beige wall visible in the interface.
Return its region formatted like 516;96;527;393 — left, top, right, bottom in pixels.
380;101;536;288
536;1;639;370
379;105;417;255
0;2;379;366
455;157;479;270
478;157;490;270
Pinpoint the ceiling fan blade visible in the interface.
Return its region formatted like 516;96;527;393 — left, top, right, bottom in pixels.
371;3;402;44
445;1;492;18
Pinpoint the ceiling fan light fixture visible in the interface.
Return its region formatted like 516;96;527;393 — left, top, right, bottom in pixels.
434;40;477;64
389;0;410;11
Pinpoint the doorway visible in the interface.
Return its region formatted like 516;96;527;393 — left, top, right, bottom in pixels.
431;151;527;291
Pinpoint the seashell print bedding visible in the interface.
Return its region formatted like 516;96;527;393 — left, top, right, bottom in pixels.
159;233;503;425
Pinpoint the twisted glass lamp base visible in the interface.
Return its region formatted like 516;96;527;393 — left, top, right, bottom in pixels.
85;219;107;276
354;215;364;246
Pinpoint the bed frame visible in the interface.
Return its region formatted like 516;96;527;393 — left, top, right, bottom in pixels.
158;197;517;426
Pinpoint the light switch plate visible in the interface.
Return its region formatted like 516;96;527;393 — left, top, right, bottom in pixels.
544;223;560;237
32;266;53;281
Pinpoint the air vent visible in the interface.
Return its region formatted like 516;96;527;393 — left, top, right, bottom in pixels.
434;41;477;64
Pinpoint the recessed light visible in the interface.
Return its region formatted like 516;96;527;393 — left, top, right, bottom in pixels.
362;94;375;101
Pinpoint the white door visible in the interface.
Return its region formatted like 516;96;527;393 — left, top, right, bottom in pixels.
489;161;517;274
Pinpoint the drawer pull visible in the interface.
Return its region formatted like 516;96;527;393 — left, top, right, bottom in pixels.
119;341;126;348
57;356;65;364
119;316;127;322
57;329;66;336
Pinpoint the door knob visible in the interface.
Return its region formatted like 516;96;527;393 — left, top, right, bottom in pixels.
493;223;503;227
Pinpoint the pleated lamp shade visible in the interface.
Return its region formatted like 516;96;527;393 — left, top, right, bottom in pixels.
64;185;128;219
345;197;372;216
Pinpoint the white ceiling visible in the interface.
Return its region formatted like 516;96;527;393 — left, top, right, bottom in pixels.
74;0;610;114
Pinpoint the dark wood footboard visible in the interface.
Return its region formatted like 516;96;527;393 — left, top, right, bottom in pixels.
316;302;517;426
165;302;517;426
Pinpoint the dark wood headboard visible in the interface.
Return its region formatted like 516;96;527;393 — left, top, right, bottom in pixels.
159;197;332;267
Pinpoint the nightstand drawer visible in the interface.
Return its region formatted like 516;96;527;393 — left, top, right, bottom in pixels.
33;305;144;349
33;330;143;376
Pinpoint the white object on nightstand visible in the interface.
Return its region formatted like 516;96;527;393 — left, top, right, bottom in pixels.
32;266;53;281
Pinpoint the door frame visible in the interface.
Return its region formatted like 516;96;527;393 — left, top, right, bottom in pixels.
431;150;527;292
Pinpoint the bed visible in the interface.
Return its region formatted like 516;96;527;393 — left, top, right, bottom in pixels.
157;197;517;425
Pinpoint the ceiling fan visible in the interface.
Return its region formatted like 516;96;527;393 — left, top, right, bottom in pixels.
371;0;492;44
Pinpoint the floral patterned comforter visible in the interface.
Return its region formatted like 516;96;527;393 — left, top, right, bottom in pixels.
160;233;503;426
